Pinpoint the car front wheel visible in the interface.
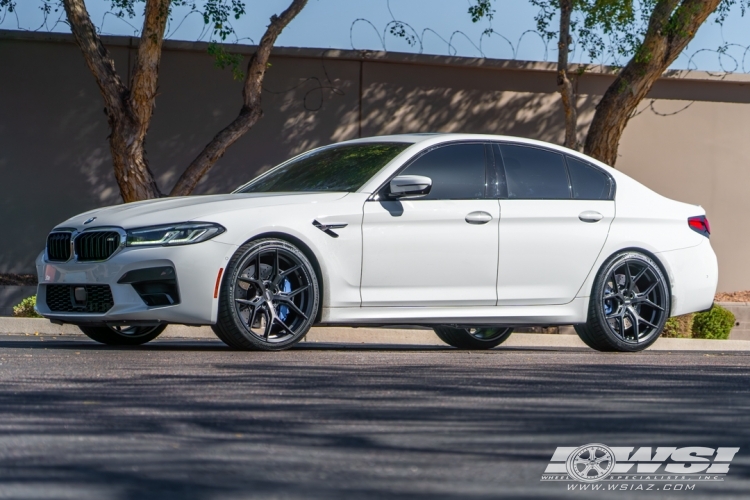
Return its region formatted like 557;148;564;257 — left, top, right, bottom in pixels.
213;238;320;351
433;325;513;349
576;251;670;352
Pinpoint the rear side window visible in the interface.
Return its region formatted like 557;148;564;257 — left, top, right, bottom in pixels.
566;156;612;200
498;144;570;199
399;143;487;200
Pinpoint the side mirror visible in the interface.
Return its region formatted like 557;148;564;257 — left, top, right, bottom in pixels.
389;175;432;198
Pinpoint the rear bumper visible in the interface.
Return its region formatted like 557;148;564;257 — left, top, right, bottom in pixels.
656;239;718;317
35;240;235;326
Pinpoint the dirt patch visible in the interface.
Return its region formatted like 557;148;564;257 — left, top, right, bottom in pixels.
715;291;750;303
0;274;38;286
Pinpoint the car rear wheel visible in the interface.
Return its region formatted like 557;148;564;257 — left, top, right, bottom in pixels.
577;251;670;352
78;324;167;346
214;238;319;351
433;325;513;349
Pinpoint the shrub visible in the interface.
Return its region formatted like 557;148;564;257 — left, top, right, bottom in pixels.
691;304;736;340
662;314;693;338
12;295;42;318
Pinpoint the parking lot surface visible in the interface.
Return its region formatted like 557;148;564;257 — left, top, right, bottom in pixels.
0;334;749;499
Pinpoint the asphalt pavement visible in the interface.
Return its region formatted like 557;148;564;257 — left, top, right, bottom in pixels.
0;334;749;499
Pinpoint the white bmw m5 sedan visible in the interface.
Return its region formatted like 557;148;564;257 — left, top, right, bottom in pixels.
36;134;718;352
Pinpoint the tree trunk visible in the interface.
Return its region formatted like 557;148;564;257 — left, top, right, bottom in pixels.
584;0;721;166
557;0;578;150
63;0;168;202
169;0;308;197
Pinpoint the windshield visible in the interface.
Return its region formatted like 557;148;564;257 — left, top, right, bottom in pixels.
236;142;411;193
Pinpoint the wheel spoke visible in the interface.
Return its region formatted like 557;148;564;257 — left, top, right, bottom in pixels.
627;308;640;341
624;263;633;291
634;310;658;329
276;296;308;320
275;316;295;335
286;284;310;298
592;463;607;474
640;281;658;297
610;271;621;292
248;304;261;330
634;297;665;311
633;266;648;284
263;309;274;339
274;264;302;286
274;249;280;279
235;297;260;307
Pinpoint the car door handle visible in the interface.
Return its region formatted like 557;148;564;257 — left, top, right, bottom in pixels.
465;211;493;224
579;211;603;223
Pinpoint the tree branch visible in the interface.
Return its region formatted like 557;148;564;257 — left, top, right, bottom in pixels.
170;0;308;197
129;0;171;129
557;0;578;150
583;0;720;166
62;0;127;115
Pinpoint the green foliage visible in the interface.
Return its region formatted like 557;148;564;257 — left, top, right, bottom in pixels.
13;296;42;318
207;42;244;80
662;313;693;338
691;304;736;340
468;0;495;23
75;1;249;79
0;0;15;13
468;1;750;66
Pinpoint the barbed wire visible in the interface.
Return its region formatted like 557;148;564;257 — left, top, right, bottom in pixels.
4;0;750;119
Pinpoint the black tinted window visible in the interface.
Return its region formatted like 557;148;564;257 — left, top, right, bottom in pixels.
499;144;570;199
566;156;612;200
399;144;486;199
237;143;410;193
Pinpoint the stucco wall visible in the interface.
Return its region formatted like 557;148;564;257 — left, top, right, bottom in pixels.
1;30;748;291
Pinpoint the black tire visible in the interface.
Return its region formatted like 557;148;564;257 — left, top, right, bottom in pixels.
79;324;167;346
579;251;670;352
433;325;513;350
213;238;319;351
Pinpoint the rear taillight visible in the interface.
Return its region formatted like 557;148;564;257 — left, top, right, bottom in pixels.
688;215;710;238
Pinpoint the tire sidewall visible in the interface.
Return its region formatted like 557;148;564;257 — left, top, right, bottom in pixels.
591;251;670;352
222;238;319;350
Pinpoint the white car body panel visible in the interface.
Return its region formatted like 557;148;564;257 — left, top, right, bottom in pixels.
497;199;614;305
361;199;500;306
35;133;718;330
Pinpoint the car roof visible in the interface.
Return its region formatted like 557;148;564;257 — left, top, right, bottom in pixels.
340;133;616;172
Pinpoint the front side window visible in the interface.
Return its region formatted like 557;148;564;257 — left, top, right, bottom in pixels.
498;144;571;199
398;143;487;200
566;156;612;200
237;143;410;193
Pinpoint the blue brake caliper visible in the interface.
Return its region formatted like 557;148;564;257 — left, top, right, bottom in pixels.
278;278;291;321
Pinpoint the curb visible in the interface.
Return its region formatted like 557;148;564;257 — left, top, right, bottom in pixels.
1;317;749;351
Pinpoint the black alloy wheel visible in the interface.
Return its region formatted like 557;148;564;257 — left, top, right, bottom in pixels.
78;324;167;345
576;251;670;352
433;325;514;349
213;238;319;351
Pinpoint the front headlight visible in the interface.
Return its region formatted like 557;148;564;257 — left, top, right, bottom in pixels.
126;222;225;247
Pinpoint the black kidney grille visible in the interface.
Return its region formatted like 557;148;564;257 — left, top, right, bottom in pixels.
45;284;114;313
47;232;72;261
75;232;121;261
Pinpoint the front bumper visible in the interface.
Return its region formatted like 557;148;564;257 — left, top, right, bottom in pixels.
35;240;235;326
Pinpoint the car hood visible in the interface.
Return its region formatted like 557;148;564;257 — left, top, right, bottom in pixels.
56;192;349;230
